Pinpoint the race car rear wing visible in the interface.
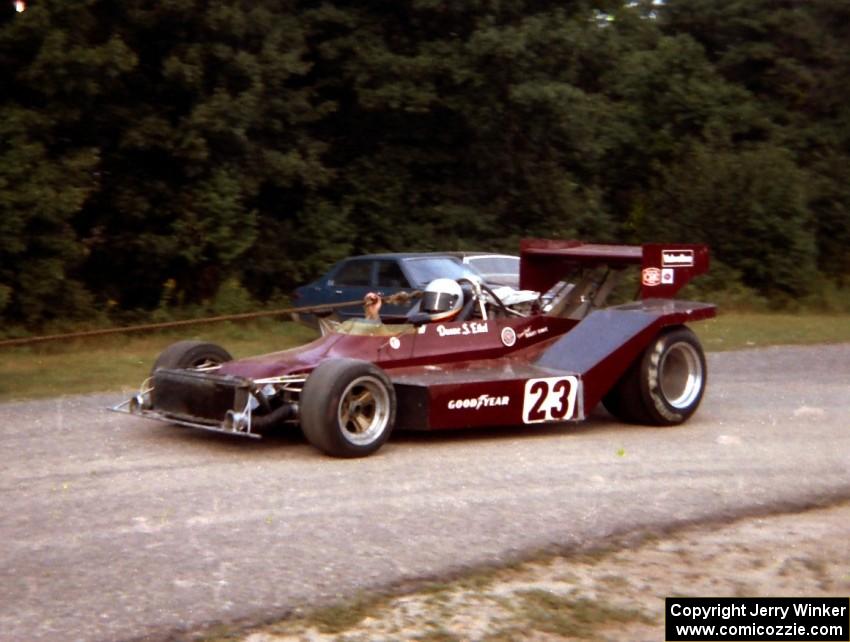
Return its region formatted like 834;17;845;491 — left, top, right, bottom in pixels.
519;239;710;303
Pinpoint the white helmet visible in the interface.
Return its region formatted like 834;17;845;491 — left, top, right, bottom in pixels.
421;278;464;321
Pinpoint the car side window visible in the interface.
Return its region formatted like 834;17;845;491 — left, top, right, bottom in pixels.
376;261;410;288
333;260;372;286
469;256;519;274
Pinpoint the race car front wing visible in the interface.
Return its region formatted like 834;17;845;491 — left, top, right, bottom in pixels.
110;369;303;439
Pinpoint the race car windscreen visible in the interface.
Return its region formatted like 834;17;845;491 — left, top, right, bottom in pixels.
403;257;481;285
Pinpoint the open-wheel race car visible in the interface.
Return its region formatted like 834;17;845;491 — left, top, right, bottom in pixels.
113;239;716;457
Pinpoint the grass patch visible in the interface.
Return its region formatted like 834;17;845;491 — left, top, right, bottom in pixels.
413;628;462;642
694;312;850;351
1;312;849;402
515;589;654;639
0;319;317;403
480;627;531;642
288;594;394;635
191;626;245;642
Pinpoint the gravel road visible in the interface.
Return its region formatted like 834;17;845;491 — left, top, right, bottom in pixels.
1;344;848;642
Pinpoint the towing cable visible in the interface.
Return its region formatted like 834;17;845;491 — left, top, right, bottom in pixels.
0;290;422;348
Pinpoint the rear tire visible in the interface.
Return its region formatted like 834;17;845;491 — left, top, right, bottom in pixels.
603;326;706;426
300;359;396;457
151;340;233;374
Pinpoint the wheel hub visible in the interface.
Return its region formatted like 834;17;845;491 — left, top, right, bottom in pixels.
337;376;390;445
660;341;704;410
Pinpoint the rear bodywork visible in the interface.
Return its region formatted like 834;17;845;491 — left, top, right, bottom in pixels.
114;240;715;439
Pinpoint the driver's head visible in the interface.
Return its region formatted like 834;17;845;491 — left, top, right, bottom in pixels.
421;278;464;322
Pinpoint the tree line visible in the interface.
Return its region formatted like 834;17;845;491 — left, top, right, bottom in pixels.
2;0;848;329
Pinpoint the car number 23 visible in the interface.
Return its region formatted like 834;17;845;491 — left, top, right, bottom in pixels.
522;376;581;423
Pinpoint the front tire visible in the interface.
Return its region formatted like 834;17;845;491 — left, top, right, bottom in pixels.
300;359;396;457
151;340;233;374
603;326;706;426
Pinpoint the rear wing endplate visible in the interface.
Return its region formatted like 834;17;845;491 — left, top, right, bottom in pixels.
519;239;710;299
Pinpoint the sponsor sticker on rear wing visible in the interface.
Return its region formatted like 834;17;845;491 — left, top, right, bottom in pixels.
640;244;709;299
518;239;710;300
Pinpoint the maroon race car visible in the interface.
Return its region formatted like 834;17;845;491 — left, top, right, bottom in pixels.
113;239;716;457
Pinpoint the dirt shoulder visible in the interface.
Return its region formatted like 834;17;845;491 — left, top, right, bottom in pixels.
238;503;850;642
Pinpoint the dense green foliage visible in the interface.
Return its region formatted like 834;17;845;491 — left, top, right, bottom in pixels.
1;0;848;328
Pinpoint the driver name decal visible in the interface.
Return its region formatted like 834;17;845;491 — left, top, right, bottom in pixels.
437;322;489;337
522;376;581;423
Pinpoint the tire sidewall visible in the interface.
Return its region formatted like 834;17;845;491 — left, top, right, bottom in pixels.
640;327;706;425
301;359;397;458
152;340;233;374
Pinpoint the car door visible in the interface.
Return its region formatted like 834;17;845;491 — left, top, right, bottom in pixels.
374;259;416;321
328;259;374;319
